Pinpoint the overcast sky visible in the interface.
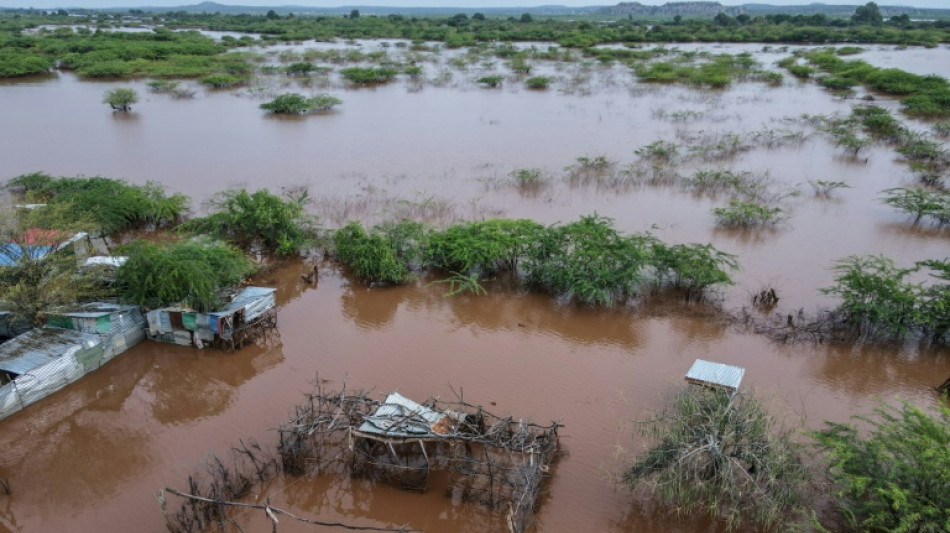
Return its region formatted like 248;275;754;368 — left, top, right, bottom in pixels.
2;0;947;11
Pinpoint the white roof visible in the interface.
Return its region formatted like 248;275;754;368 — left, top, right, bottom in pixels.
685;359;745;391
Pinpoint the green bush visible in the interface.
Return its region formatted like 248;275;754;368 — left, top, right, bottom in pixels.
477;74;504;87
333;221;410;284
813;400;950;533
8;174;188;234
102;87;138;111
821;255;949;340
880;187;949;225
115;240;256;311
525;75;551;89
339;66;398;84
651;242;739;300
625;386;809;531
712;200;784;227
200;73;243;88
425;218;543;275
180;188;314;256
0;52;52;77
284;61;316;75
259;93;341;114
523;215;653;306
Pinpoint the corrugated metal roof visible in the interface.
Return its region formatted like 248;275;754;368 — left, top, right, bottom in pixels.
209;287;276;317
52;302;140;319
358;392;448;438
0;327;101;375
685;359;745;391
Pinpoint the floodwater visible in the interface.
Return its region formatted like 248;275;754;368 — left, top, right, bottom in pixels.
0;39;948;533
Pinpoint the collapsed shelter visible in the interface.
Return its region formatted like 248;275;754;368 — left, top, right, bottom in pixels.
277;385;561;533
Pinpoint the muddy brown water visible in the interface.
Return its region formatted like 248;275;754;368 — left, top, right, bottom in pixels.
0;41;948;533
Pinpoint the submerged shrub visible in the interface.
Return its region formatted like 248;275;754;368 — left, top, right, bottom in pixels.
425;218;543;275
813;400;950;533
477;74;504;87
102;87;138;111
340;66;398;84
333;221;411;284
0;52;52;78
115;240;256;311
259;93;341;114
523;215;653;306
525;75;551;89
625;386;809;531
200;73;243;88
7;174;188;234
651;242;738;300
180;188;314;256
880;187;950;225
821;255;949;340
712;201;784;227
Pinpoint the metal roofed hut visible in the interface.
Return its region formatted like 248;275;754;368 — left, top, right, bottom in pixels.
0;303;145;420
145;287;277;350
276;384;562;533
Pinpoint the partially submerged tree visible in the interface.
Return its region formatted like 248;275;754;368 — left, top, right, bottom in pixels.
102;87;138;111
259;93;341;114
180;188;315;256
115;240;256;311
813;399;950;533
625;386;809;531
822;255;949;341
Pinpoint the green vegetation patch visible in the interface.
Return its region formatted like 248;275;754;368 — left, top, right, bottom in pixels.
6;172;189;234
115;239;257;311
180;188;314;256
814;400;950;533
625;386;809;531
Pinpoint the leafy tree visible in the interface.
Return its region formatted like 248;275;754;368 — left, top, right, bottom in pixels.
115;240;256;311
102;87;138;111
519;13;533;23
523;215;652;306
651;242;739;300
821;255;950;341
333;222;411;284
813;400;950;533
266;9;278;20
851;2;883;26
179;188;314;256
349;9;360;19
425;219;542;276
625;386;809;531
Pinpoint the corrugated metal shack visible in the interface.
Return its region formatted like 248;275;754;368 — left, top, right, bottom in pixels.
146;287;277;350
0;303;146;421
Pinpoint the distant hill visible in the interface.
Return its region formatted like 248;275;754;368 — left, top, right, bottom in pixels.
7;1;948;19
598;2;950;18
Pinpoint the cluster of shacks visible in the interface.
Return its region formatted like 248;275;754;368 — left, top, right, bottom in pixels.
0;288;277;421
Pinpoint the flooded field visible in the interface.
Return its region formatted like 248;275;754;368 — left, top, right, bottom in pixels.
0;39;948;533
